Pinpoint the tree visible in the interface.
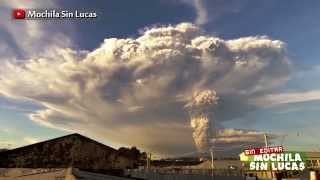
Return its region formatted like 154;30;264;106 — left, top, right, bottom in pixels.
0;149;8;152
118;146;146;162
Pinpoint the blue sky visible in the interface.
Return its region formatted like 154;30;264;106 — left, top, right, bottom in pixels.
1;0;320;155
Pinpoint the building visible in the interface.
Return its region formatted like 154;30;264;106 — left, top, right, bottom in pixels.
0;133;135;170
305;152;320;169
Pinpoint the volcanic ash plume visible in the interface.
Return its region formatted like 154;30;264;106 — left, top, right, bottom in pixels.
0;23;290;155
185;90;218;151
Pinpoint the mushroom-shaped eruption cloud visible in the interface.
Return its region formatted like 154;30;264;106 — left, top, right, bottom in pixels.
0;23;290;155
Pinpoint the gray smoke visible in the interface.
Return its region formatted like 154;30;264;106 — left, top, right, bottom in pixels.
0;23;290;155
185;90;218;151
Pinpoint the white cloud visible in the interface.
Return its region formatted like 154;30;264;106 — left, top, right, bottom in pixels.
252;90;320;107
0;1;73;59
202;128;280;156
23;137;40;144
179;0;249;26
215;128;277;144
193;0;208;25
0;23;290;155
179;0;208;25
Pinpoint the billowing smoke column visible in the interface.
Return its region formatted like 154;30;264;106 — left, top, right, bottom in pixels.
185;90;218;152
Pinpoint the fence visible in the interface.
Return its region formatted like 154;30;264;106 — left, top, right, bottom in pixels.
125;169;245;180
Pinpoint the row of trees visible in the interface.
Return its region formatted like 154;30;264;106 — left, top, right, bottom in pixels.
118;146;147;167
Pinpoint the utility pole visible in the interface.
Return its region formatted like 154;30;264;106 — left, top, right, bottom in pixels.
264;134;268;148
210;148;214;178
146;153;152;170
264;134;273;179
281;135;287;146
